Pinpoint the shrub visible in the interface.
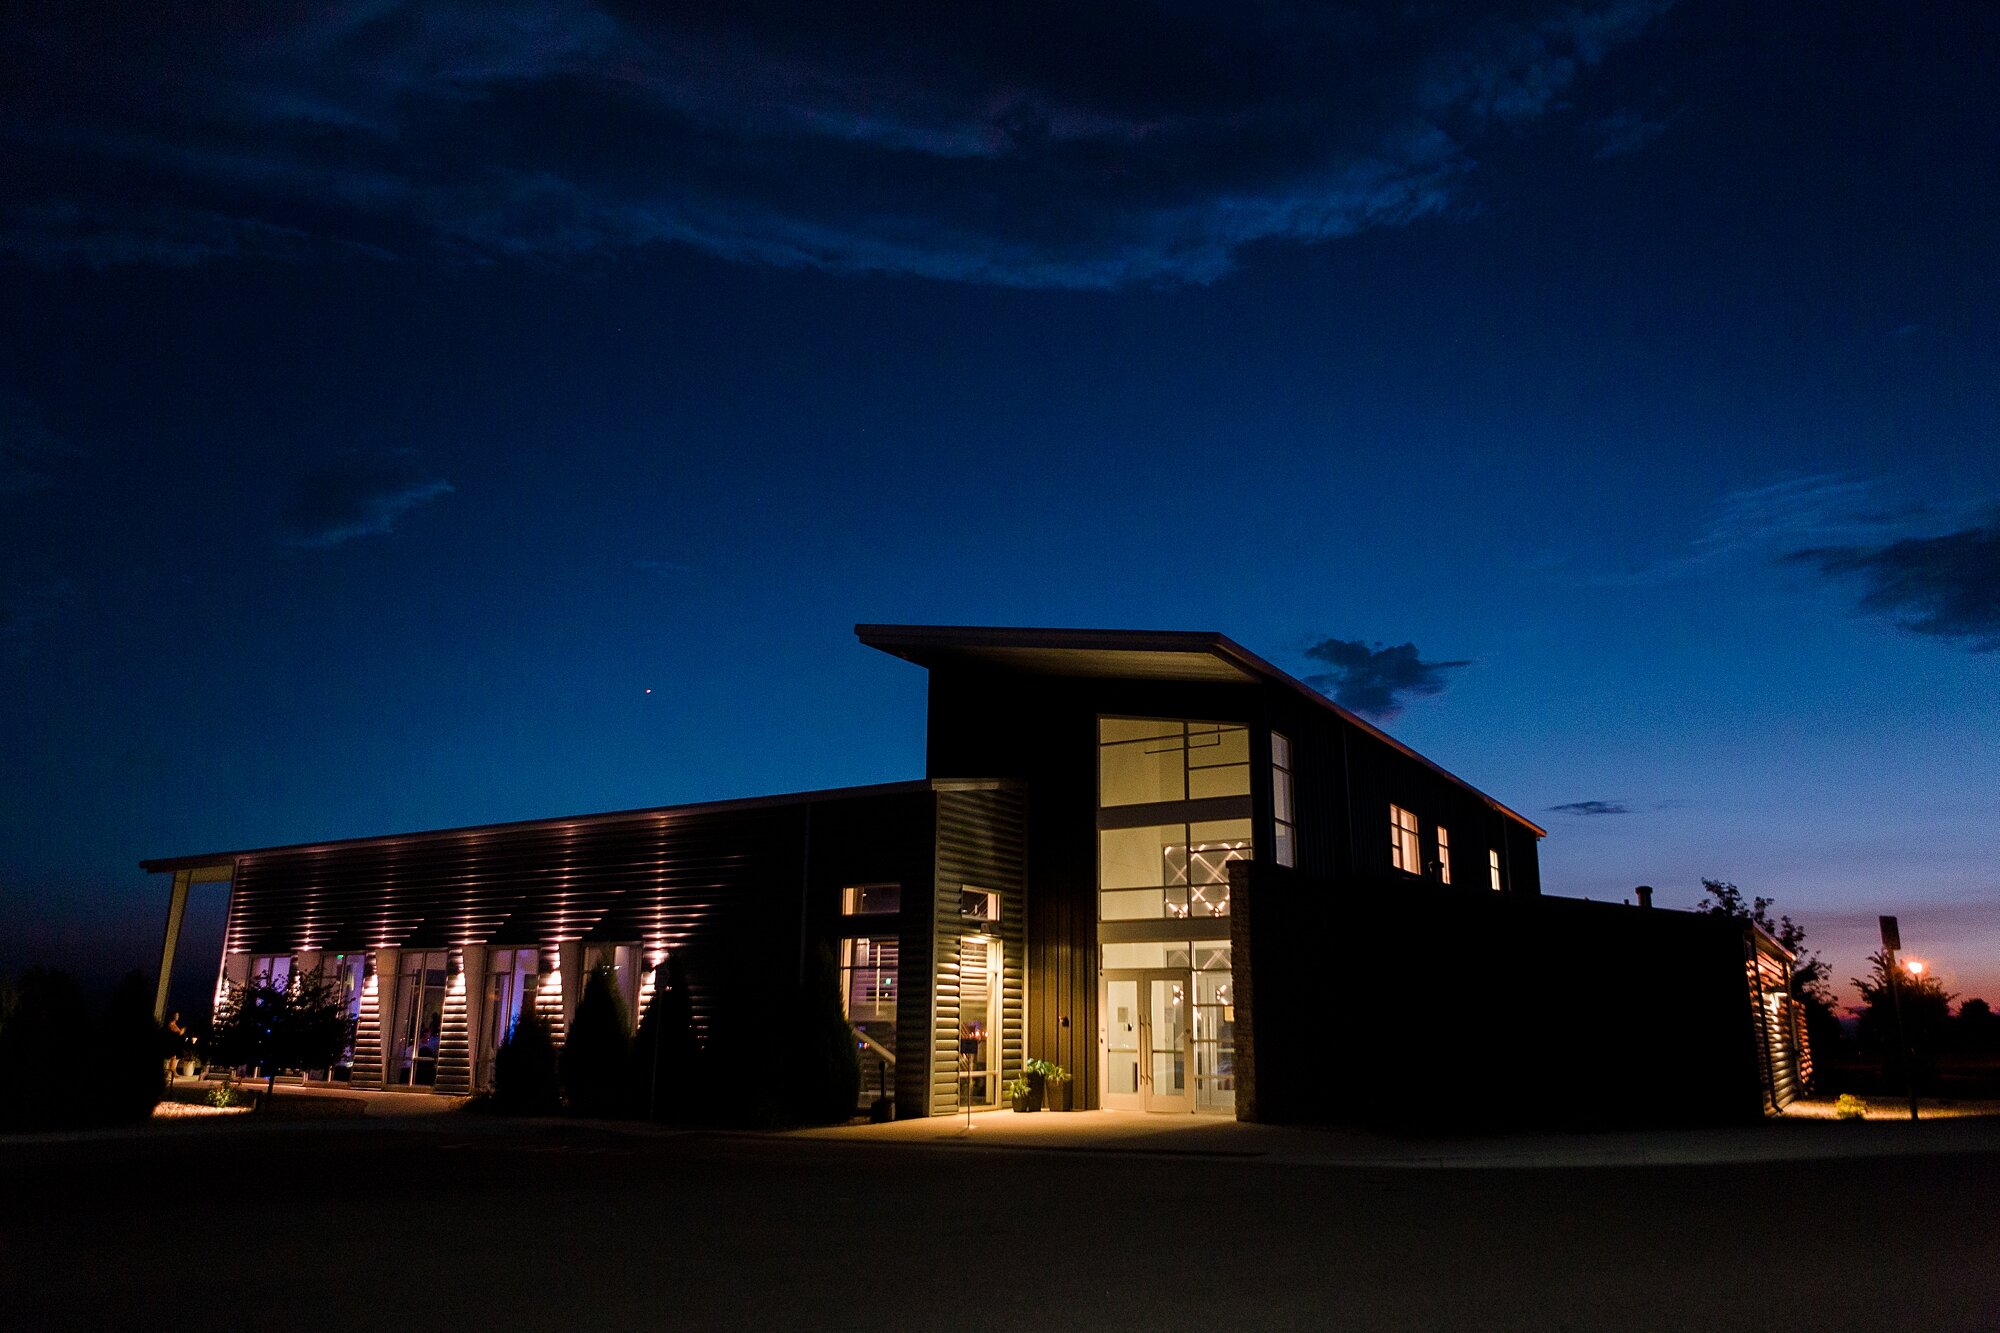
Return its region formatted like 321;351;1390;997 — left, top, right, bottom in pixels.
207;1080;252;1109
492;1009;561;1114
1835;1093;1867;1121
783;945;861;1126
628;960;700;1122
0;969;94;1130
90;971;165;1123
560;966;631;1116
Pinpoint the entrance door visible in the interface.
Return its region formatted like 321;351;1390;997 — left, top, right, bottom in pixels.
1102;969;1192;1112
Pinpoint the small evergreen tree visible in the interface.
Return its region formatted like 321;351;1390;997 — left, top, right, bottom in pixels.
628;959;700;1122
0;969;92;1129
89;971;165;1124
560;966;631;1116
784;945;861;1126
492;1008;561;1113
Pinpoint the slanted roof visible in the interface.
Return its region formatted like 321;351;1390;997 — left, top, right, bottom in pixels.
137;778;1004;874
856;623;1546;837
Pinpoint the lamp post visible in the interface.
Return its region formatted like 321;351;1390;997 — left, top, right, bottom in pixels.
1880;916;1918;1122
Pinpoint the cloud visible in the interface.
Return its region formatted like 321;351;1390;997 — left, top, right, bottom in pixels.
1301;638;1472;720
278;453;453;549
1786;511;2000;652
1586;109;1668;159
1548;800;1631;816
0;0;1672;287
1589;474;1937;587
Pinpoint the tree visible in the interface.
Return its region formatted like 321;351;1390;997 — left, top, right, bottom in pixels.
1851;950;1955;1091
783;945;861;1126
559;965;630;1116
492;1008;561;1113
0;969;93;1129
1953;997;2000;1054
1695;878;1841;1072
628;958;700;1122
209;970;349;1104
90;971;166;1123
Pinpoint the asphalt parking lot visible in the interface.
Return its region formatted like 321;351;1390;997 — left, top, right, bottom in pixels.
3;1113;1996;1331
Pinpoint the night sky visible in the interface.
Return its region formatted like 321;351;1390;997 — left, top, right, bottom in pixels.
3;1;1995;1010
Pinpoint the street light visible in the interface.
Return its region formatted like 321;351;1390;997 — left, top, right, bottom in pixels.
1905;959;1927;977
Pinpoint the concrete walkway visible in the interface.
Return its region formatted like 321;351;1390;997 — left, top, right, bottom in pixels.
789;1103;2000;1168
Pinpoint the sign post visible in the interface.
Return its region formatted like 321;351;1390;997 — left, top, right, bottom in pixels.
1880;916;1918;1123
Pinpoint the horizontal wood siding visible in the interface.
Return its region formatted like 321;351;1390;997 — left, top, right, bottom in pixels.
928;787;1027;1115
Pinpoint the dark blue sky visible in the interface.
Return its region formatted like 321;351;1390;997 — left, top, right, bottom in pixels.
3;0;1996;1006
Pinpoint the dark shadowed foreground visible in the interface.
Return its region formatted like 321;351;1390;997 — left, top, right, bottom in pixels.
2;1117;1995;1331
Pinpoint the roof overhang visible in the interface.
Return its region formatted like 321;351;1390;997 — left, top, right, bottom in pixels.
857;623;1547;838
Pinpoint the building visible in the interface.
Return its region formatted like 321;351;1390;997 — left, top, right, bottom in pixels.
142;624;1807;1124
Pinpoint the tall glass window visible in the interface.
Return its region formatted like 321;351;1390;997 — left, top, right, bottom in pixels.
1100;719;1250;806
840;937;899;1109
1271;732;1295;868
1436;826;1452;885
1489;848;1503;892
1100;819;1251;920
392;950;449;1088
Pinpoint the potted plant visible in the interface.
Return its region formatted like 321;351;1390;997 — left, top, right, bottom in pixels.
1024;1058;1069;1112
1007;1077;1033;1112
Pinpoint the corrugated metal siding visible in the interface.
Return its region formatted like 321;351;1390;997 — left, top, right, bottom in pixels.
350;968;384;1090
928;787;1027;1115
434;947;472;1095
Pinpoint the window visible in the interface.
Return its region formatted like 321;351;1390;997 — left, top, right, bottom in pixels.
1436;826;1451;885
840;936;900;1108
838;937;899;1026
1390;805;1420;874
1489;849;1503;892
841;884;901;916
960;887;999;921
1100;818;1251;920
249;954;293;990
1271;732;1296;868
1100;718;1250;806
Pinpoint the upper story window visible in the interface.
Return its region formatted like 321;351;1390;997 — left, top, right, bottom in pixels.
1100;819;1251;921
1389;805;1420;874
1436;826;1452;885
1271;732;1296;868
1100;718;1250;806
1489;849;1503;892
841;884;901;916
960;887;999;922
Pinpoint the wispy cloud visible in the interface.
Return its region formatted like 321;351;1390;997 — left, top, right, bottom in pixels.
1591;474;1935;587
1586;108;1669;159
278;452;453;549
1786;511;2000;652
1548;799;1631;816
1301;638;1472;720
0;1;1672;287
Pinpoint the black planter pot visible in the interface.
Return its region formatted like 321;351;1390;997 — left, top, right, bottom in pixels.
1025;1070;1047;1111
1011;1092;1033;1112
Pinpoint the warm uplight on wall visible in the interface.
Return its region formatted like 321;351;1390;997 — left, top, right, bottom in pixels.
545;970;563;993
363;974;378;996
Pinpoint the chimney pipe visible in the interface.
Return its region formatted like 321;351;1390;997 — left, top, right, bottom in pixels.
1636;885;1654;910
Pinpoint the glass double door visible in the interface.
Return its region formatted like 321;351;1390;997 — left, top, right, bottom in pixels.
1103;969;1191;1113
